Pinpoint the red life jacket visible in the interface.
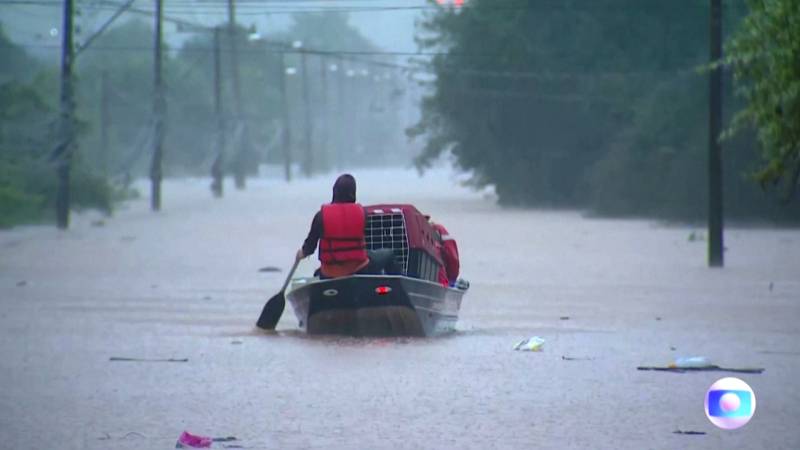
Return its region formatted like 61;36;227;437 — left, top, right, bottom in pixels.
318;203;368;267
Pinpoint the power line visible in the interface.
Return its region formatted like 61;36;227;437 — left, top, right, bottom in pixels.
2;2;702;83
74;0;135;56
2;0;726;14
0;41;696;76
2;0;442;11
1;40;696;82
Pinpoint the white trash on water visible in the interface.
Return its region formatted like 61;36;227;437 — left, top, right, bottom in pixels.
514;336;545;352
671;356;713;369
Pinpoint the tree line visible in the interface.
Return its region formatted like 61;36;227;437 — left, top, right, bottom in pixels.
411;0;799;223
0;12;409;228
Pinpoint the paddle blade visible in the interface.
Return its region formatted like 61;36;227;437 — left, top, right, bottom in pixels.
256;291;286;330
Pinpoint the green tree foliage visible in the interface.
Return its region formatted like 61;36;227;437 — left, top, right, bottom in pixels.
0;24;38;83
412;0;799;221
2;12;396;227
0;80;52;227
72;14;399;181
723;0;800;197
0;25;112;228
76;20;156;178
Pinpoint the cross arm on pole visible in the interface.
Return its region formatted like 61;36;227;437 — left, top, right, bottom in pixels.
74;0;136;58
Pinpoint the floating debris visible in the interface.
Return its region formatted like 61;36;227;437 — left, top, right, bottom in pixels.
758;350;800;356
109;357;188;363
637;365;764;374
673;430;706;435
688;231;705;242
176;431;212;448
258;266;282;273
672;356;713;369
121;432;146;440
637;354;767;373
514;336;545;352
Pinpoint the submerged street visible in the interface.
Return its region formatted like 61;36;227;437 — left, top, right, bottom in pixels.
1;169;798;449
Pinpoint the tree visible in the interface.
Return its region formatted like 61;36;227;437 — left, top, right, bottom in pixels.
411;0;799;222
0;24;38;83
411;0;709;207
723;0;800;198
75;19;158;178
1;27;112;228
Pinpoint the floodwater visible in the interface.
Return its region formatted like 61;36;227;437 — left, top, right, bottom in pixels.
0;168;798;449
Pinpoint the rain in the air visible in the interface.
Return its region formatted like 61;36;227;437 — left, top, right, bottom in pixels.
1;0;798;448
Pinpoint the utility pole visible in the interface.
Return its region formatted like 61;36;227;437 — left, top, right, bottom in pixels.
227;0;248;189
336;57;345;169
100;70;110;178
150;0;165;211
351;65;361;162
300;50;314;177
318;54;328;170
708;0;724;267
211;27;225;197
278;52;292;181
55;0;75;229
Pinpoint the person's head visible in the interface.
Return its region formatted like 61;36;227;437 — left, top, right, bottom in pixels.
332;174;357;203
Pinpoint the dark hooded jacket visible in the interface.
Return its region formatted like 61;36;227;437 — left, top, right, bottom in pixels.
331;174;356;203
301;174;365;256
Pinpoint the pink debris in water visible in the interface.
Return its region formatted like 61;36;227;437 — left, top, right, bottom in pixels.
176;431;213;448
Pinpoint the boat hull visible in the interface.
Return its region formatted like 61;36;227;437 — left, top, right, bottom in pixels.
286;275;465;337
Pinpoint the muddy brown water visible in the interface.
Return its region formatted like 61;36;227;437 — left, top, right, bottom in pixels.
1;169;798;449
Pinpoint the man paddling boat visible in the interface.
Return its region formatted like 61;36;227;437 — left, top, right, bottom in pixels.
295;174;398;278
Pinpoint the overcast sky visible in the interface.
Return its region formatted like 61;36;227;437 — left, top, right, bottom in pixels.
0;0;430;62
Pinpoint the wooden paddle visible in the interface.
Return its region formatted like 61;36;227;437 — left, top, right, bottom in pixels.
256;258;302;330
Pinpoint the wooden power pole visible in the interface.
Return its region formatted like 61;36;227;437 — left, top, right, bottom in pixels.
227;0;248;189
211;27;225;197
278;52;292;182
708;0;724;267
318;55;329;170
100;70;110;177
336;57;346;170
56;0;75;229
150;0;165;211
300;50;314;177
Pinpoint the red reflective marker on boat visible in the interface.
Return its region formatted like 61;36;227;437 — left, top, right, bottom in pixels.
375;286;392;295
